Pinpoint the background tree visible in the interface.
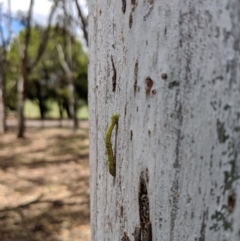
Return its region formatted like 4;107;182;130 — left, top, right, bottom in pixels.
7;25;88;121
56;0;88;130
16;0;58;137
88;0;240;240
0;0;12;134
74;0;88;46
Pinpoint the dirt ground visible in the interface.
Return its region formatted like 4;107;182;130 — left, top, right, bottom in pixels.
0;127;90;241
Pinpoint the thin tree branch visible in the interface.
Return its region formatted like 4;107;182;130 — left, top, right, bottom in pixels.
56;43;72;78
74;0;88;46
30;0;58;69
6;0;12;42
0;18;4;48
22;0;34;64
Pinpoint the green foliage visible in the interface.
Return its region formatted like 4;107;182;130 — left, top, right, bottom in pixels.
6;26;88;117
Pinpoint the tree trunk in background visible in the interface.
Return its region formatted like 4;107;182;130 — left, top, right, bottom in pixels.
0;0;10;135
16;0;57;138
0;43;7;135
68;82;78;130
0;75;5;134
65;3;78;130
88;0;240;240
17;75;25;138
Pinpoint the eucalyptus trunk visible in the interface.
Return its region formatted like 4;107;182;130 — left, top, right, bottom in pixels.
89;0;240;240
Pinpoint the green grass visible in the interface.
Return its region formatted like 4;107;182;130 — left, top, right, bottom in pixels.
24;100;40;118
24;100;88;119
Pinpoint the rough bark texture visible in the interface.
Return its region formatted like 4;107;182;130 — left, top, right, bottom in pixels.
88;1;240;240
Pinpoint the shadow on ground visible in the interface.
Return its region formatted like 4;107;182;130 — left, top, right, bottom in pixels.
0;128;90;241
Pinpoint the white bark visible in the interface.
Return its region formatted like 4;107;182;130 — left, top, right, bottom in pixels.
88;1;240;240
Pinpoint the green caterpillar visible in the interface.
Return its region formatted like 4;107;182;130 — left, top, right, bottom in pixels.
105;114;119;176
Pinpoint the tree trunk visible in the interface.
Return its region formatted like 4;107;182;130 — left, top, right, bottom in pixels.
15;0;57;138
68;82;78;130
17;75;25;138
56;42;78;131
88;1;240;240
0;74;5;134
0;49;6;134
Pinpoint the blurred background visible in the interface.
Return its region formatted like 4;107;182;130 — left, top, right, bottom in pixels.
0;0;90;240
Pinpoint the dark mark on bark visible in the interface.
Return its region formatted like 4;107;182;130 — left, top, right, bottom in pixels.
199;210;207;241
134;61;139;94
212;75;223;84
145;77;153;96
143;1;154;21
139;170;152;240
210;101;217;111
121;231;130;241
130;130;133;141
223;104;231;110
111;56;116;92
168;81;179;89
228;191;236;213
129;12;133;28
161;73;168;80
164;26;167;35
122;0;126;13
173;103;182;169
216;119;229;143
120;205;124;217
131;0;137;10
133;226;141;241
210;209;233;231
151;89;156;95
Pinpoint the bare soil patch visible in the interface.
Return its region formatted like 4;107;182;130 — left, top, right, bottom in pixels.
0;128;90;241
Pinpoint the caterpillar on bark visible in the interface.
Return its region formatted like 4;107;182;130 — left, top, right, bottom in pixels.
105;114;118;176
